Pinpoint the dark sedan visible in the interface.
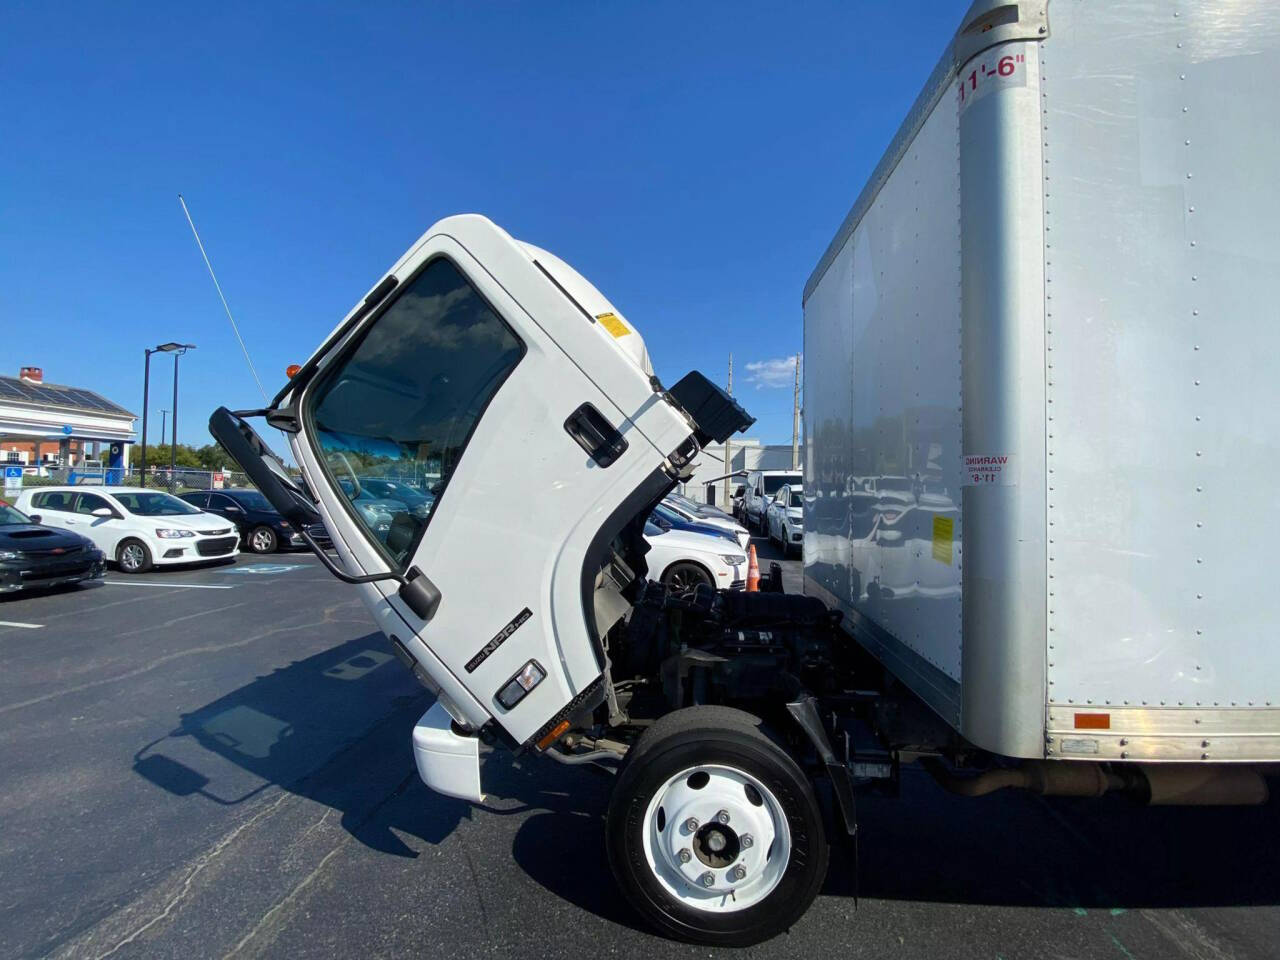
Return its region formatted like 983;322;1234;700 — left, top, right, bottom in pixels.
180;489;317;554
0;500;105;594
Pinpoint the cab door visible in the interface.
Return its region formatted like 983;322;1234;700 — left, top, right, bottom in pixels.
287;217;695;745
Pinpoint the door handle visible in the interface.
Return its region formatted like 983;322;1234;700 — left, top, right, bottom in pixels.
564;403;628;468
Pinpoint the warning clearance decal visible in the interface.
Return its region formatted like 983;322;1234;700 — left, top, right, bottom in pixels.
962;453;1015;486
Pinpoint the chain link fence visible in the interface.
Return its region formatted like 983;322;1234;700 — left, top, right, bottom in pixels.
11;465;252;495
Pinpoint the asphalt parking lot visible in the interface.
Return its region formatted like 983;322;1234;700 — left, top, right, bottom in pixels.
3;536;1280;959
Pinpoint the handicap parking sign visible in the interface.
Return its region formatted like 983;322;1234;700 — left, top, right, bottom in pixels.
3;465;22;494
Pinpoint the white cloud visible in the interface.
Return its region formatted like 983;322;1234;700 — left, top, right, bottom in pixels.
743;355;800;389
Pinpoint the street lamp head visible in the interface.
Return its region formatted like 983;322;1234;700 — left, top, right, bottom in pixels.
151;342;196;356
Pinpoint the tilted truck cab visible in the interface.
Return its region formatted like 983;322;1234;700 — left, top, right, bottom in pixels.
214;214;751;745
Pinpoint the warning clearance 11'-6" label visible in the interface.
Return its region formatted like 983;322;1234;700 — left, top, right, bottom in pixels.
957;44;1029;113
962;454;1015;486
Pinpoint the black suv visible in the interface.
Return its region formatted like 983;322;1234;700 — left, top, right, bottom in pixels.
180;488;320;554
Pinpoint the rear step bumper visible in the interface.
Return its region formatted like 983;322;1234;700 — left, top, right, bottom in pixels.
412;702;484;803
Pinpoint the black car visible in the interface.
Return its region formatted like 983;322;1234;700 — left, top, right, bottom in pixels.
0;500;105;594
179;488;320;554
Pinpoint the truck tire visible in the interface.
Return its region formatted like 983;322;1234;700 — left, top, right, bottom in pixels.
605;706;828;946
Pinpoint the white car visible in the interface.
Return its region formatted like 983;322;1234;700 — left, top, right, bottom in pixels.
660;496;750;550
643;520;747;592
15;486;240;574
764;483;804;557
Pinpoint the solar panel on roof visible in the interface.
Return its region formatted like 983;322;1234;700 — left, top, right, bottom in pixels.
0;377;133;417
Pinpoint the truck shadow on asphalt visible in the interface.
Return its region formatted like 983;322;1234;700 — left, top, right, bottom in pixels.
130;630;1280;924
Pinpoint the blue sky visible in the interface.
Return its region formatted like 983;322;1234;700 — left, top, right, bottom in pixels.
2;2;961;449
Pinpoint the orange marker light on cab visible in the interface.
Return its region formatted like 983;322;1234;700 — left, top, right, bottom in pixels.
285;364;302;378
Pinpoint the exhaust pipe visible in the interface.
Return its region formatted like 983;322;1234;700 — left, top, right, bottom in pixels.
923;759;1269;806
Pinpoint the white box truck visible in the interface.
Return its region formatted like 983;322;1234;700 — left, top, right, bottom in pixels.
211;0;1280;946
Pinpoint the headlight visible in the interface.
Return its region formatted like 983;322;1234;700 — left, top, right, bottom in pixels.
155;529;196;539
0;550;19;561
721;554;747;565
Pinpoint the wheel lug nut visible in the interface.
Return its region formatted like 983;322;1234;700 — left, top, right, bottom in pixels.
684;817;699;832
678;848;692;863
699;871;715;887
716;809;730;824
740;834;754;849
729;865;746;882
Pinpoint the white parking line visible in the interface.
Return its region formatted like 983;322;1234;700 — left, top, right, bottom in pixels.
102;581;234;590
0;620;43;629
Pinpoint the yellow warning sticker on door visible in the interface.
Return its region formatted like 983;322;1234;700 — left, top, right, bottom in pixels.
932;515;954;565
596;312;631;338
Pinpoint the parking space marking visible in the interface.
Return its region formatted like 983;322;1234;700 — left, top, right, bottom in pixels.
0;620;43;629
102;580;234;590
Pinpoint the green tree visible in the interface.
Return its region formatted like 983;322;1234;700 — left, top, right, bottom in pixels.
195;442;235;471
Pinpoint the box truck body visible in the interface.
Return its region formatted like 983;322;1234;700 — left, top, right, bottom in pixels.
803;0;1280;763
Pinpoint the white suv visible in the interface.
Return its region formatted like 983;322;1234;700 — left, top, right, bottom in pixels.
765;483;804;557
741;469;801;533
15;486;240;573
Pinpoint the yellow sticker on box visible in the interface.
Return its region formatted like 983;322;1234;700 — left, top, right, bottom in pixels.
931;515;954;565
596;312;631;338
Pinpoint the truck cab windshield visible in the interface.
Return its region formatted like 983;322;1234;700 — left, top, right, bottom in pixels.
305;257;524;569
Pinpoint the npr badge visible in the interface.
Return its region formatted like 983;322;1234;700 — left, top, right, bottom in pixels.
465;607;532;673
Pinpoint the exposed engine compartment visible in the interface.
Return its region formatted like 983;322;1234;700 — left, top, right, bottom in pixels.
609;582;848;718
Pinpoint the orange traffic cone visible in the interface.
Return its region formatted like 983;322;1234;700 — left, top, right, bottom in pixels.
746;544;760;592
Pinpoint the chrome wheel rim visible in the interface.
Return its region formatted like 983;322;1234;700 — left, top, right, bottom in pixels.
251;529;274;552
120;544;144;571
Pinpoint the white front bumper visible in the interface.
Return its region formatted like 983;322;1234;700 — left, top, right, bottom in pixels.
412;702;484;803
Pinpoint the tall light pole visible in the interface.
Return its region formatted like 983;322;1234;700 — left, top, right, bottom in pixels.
792;353;801;470
170;345;195;484
723;354;733;509
159;410;168;449
140;343;194;487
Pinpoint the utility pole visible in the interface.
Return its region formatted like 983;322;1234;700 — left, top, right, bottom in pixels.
159;410;168;453
723;353;733;509
791;353;801;470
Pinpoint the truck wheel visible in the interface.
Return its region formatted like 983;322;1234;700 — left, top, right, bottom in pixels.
605;706;828;946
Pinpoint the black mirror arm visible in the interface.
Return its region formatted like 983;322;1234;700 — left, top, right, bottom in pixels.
297;526;400;585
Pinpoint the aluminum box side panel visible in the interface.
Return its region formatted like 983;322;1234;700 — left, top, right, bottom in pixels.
803;73;966;729
1042;3;1280;740
957;41;1050;760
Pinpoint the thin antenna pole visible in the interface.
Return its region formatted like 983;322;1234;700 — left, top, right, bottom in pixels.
178;194;269;402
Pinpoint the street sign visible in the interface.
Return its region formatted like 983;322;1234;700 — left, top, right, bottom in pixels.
3;465;22;494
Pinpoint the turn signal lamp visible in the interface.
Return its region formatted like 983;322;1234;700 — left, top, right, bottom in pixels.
537;720;571;751
286;364;302;378
496;659;546;710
